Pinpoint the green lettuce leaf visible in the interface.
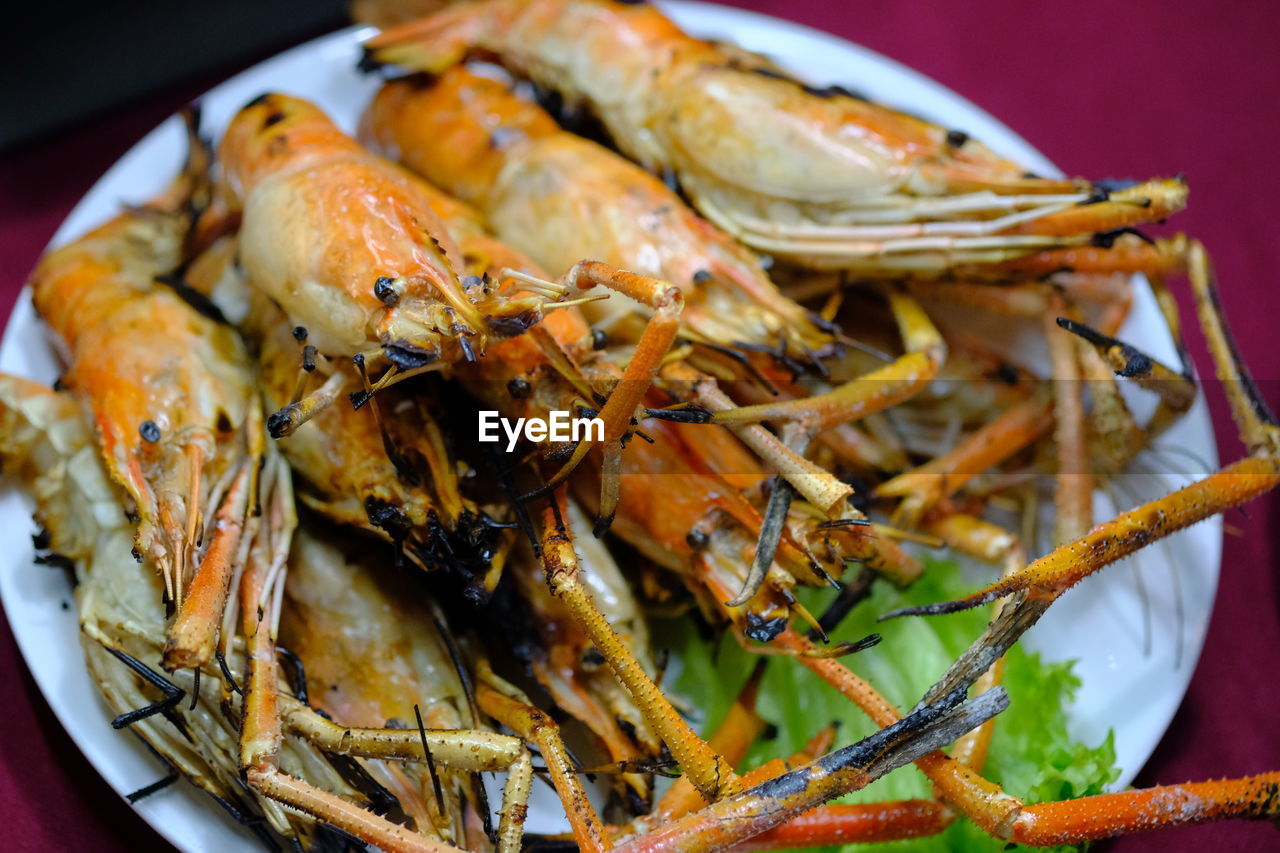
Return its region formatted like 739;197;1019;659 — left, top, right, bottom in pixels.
661;556;1119;851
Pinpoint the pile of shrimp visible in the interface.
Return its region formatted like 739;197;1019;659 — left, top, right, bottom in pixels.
3;2;1278;851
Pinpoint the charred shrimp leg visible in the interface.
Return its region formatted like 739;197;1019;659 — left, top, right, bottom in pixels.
520;490;1003;852
501;496;664;807
240;539;536;853
608;687;1007;853
364;0;1186;275
537;491;741;803
29;113;261;670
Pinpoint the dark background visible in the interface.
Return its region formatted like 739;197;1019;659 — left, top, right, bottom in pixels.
2;1;1278;850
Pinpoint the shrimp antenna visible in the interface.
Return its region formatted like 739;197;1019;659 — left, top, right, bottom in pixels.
104;647;188;733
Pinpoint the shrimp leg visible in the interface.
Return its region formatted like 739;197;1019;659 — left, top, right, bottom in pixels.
237;519;537;853
708;290;946;433
867;243;1280;841
513;262;684;531
537;491;739;803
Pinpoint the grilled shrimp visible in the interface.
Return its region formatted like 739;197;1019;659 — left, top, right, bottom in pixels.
362;66;954;529
180;177;517;599
280;526;483;844
0;376;391;849
218;92;549;367
362;68;831;363
254;296;509;599
365;0;1187;273
0;372;553;852
500;497;663;802
27;115;267;670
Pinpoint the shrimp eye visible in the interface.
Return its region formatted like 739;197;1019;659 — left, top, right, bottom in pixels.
139;420;162;443
507;377;532;399
374;276;401;307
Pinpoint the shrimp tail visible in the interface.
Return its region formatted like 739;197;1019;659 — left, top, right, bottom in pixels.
361;5;490;74
149;106;214;232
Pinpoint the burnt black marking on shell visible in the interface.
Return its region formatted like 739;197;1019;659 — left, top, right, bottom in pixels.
365;497;414;542
154;272;230;325
487;308;541;338
743;612;787;643
750;66;792;81
356;48;384;74
751;764;812;799
34;551;76;575
643;405;713;424
1090;227;1154;248
1201;265;1278;425
262;111;285;129
1096;178;1141;192
243;93;272;110
267;405;297;439
384;340;438;370
803;82;870;100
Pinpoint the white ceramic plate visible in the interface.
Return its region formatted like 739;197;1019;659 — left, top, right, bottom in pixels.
0;3;1221;850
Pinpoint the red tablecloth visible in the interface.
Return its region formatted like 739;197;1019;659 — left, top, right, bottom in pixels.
1;1;1277;850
